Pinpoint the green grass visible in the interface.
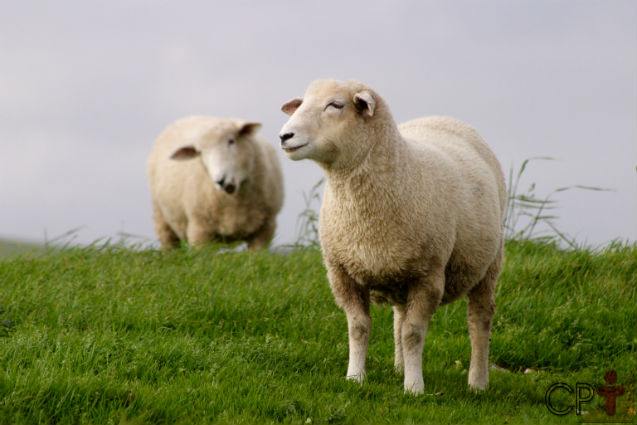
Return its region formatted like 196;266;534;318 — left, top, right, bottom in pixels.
0;241;635;424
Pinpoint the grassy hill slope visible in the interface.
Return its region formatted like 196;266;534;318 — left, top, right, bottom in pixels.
0;241;635;424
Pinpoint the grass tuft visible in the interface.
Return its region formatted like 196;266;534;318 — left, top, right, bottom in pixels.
504;158;611;247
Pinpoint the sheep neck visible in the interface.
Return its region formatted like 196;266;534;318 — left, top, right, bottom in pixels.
324;124;412;217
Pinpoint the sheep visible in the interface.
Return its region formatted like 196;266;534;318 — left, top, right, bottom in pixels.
279;79;506;394
147;116;284;250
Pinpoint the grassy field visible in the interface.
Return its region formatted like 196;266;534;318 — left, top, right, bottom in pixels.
0;241;635;424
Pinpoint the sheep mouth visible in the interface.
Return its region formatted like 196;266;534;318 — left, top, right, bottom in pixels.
283;143;307;153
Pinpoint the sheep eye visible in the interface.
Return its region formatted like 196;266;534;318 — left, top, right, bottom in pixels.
228;139;235;145
325;101;344;111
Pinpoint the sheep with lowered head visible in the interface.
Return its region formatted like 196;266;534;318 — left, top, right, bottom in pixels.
147;116;284;250
279;79;506;394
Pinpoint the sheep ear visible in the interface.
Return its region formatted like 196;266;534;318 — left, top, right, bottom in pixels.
353;91;375;117
170;145;200;160
238;122;262;137
281;98;302;115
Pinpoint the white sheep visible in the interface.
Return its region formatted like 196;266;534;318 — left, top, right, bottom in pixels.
279;80;506;394
147;116;284;250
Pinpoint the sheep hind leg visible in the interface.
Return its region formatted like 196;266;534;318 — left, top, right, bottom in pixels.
152;205;179;248
402;273;443;394
466;255;500;390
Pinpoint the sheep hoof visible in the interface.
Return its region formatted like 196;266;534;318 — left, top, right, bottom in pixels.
404;379;424;395
468;378;488;391
346;373;365;384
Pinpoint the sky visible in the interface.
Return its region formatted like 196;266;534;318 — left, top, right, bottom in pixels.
1;1;635;248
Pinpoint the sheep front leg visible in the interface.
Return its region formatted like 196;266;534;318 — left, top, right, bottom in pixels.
393;305;405;373
247;216;276;251
186;220;210;248
402;274;443;394
346;304;371;383
327;264;371;383
152;202;180;248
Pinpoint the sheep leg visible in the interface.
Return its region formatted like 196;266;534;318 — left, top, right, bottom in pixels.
402;274;443;394
392;305;405;373
152;203;179;248
186;221;210;248
345;303;371;383
327;264;371;383
466;257;499;390
247;217;275;251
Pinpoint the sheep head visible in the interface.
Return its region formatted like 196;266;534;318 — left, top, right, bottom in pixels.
170;120;260;195
279;79;383;170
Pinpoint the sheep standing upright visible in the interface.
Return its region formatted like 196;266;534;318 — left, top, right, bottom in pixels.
147;116;284;250
279;80;506;394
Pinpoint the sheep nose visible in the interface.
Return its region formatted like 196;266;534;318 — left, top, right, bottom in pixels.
216;176;225;186
279;132;294;143
224;183;236;194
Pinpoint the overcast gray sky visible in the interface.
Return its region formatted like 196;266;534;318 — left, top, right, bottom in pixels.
1;1;635;247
